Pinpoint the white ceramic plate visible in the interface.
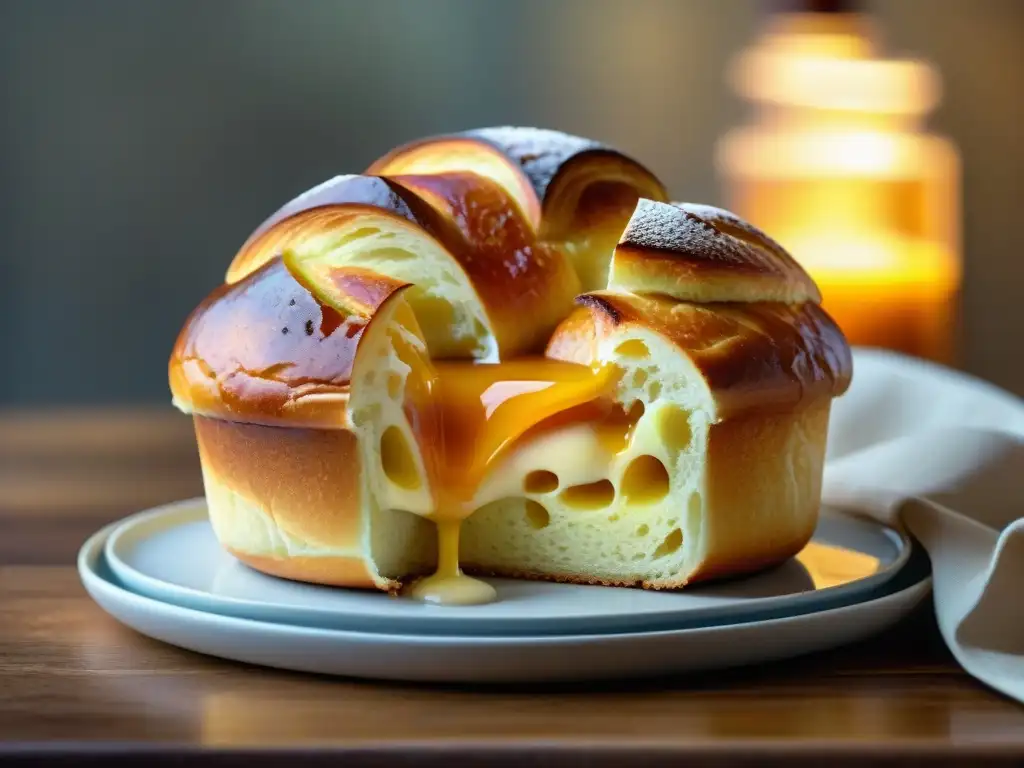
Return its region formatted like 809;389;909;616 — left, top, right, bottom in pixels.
104;498;909;637
81;521;931;683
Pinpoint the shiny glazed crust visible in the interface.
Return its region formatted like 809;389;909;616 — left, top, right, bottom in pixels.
367;125;669;230
194;415;434;591
169;259;365;428
546;292;852;420
218;174;580;361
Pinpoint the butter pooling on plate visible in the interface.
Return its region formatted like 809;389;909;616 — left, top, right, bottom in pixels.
168;126;852;606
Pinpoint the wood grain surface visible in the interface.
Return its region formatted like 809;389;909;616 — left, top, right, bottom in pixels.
2;407;1024;766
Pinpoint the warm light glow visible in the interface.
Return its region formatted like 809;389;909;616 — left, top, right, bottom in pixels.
716;11;961;363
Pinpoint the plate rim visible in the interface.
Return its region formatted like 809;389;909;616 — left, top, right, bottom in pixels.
101;496;912;637
80;517;932;653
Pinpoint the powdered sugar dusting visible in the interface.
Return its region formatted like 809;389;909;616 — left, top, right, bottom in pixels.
622;199;805;276
466;126;602;199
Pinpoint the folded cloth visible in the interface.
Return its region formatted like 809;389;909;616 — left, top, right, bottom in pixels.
824;349;1024;703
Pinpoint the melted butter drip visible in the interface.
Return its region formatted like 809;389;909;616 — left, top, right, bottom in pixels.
407;519;496;606
795;541;882;589
427;358;620;497
405;357;620;606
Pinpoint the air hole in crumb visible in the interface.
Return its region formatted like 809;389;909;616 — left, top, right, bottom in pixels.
635;524;650;537
632;369;649;388
616;339;649;359
653;528;683;559
524;500;550;529
387;372;403;399
659;405;693;452
380;426;420;490
598;401;645;455
648;381;662;400
524;470;559;494
622;455;670;505
560;479;615;510
365;371;376;386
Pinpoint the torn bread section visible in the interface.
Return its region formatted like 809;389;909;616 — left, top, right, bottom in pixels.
187;284;438;593
170;255;630;602
175;259;849;600
360;333;624;604
457;294;851;589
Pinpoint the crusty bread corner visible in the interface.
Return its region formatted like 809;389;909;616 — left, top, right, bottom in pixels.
548;291;852;421
194;416;434;593
456;288;847;590
460;401;830;589
189;285;440;592
168;259;362;429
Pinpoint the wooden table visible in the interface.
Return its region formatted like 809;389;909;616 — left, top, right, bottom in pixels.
3;407;1024;766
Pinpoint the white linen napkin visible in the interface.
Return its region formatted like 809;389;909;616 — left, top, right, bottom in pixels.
824;348;1024;702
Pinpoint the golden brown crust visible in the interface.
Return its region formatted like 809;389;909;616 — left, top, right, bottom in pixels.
227;549;390;591
227;176;421;284
169;259;368;427
197;415;440;592
385;172;580;356
366;126;668;238
549;292;852;420
611;200;822;304
459;126;669;228
689;401;827;583
178;128;675;424
541;306;598;365
462;126;609;205
368;136;542;226
194;416;365;549
223;173;579;362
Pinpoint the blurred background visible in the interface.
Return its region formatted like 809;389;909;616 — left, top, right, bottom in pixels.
1;0;1022;407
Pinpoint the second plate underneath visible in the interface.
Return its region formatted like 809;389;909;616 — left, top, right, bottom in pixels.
105;499;908;637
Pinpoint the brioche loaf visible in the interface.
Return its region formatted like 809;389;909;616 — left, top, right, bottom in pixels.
169;126;851;597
